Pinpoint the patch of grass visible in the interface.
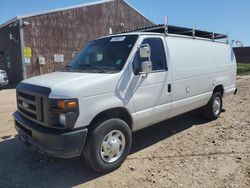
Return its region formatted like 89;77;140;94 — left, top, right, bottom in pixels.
237;63;250;75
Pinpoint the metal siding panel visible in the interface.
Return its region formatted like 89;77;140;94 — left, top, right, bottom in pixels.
23;0;153;78
233;47;250;63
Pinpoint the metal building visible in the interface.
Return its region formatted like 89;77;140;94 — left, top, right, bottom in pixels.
0;0;153;84
233;47;250;64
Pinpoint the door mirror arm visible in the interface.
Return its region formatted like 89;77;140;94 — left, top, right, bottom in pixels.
139;61;152;76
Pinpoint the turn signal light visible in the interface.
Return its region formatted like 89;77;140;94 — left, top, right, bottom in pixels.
67;101;77;108
57;100;77;109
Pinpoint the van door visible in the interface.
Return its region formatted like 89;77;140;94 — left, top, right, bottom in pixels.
130;36;172;130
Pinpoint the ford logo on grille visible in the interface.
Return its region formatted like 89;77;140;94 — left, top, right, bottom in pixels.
22;101;29;109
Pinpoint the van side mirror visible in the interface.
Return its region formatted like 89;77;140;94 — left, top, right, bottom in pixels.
139;44;151;58
139;44;152;75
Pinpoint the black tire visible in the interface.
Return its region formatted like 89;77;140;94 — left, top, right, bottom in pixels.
204;92;222;120
83;118;132;173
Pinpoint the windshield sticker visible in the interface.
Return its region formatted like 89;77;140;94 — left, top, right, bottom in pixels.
110;36;126;42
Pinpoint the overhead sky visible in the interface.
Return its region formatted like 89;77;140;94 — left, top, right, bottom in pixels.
0;0;249;46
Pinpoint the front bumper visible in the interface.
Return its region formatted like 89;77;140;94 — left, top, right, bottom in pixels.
13;111;88;158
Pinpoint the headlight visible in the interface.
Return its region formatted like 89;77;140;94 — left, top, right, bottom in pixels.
49;98;79;129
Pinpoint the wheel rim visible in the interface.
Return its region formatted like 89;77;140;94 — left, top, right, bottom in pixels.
100;130;125;163
213;97;221;116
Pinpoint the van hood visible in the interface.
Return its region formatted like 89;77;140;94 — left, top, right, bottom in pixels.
22;72;119;98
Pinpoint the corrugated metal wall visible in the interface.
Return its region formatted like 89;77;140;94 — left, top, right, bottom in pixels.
23;0;153;78
0;23;23;84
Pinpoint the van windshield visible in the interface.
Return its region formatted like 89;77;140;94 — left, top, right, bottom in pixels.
64;35;138;73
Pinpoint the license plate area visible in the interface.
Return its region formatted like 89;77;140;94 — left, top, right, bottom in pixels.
15;120;32;144
18;129;28;143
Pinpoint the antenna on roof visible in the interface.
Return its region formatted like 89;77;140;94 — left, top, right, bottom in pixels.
192;22;196;38
164;16;168;34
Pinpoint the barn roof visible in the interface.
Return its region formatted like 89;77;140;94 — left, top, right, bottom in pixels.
0;0;152;29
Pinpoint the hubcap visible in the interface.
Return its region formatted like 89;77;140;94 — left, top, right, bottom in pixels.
213;97;221;116
100;130;125;163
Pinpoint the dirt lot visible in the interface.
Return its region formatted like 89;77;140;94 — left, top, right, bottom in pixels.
0;76;249;188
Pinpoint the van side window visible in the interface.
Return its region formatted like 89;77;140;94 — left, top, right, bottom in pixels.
133;38;167;74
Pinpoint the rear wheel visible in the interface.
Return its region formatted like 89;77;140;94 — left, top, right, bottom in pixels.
204;92;222;120
83;118;132;173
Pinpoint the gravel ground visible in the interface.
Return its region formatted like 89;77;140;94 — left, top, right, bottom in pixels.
0;76;249;188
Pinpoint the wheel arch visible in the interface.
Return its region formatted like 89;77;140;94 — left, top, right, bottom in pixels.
88;107;133;131
213;84;224;96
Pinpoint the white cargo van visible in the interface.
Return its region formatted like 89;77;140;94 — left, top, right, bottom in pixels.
14;25;237;172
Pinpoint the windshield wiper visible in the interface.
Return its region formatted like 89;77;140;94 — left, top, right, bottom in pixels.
79;64;106;73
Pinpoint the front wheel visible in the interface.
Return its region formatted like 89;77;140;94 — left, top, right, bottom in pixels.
83;118;132;173
204;92;222;120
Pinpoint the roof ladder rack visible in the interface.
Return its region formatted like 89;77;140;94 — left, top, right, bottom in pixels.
117;24;228;41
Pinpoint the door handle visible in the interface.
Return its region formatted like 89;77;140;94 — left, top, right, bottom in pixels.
167;84;171;93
